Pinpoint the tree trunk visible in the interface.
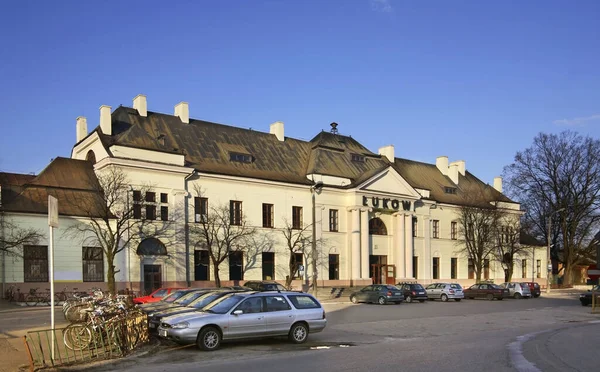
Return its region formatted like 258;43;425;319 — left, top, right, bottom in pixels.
107;261;116;295
475;262;482;283
504;266;513;283
214;264;221;287
563;264;574;286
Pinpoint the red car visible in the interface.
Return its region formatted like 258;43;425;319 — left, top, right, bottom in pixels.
523;282;541;298
133;287;184;304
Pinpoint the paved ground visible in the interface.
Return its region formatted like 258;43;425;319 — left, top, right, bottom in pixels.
0;289;596;372
78;292;599;372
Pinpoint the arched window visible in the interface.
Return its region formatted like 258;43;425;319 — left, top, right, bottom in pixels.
369;218;387;235
136;238;167;256
85;150;96;164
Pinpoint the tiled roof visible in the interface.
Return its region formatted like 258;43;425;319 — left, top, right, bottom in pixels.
86;106;516;207
0;158;106;218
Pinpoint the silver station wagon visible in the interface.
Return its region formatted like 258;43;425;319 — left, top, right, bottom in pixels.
157;291;327;351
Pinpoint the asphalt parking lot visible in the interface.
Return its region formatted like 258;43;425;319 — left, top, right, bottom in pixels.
77;294;600;372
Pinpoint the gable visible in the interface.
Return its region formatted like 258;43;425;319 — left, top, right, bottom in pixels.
357;167;422;199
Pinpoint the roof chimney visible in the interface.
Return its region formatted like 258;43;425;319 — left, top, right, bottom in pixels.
450;160;465;176
133;94;147;117
448;163;459;184
76;116;88;142
174;102;189;124
100;105;112;135
436;156;449;176
378;145;395;162
494;177;503;193
270;121;284;141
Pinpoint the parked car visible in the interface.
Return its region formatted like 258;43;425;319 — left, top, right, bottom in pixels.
349;284;404;305
464;283;509;300
500;282;532;299
523;282;541;298
424;283;464;302
579;285;600;306
243;281;286;291
157;291;326;350
133;287;184;305
396;283;428;303
139;289;202;312
148;290;239;330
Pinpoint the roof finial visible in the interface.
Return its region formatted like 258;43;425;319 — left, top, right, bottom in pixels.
330;122;338;135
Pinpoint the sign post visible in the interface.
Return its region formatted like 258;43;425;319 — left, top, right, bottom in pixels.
48;195;59;360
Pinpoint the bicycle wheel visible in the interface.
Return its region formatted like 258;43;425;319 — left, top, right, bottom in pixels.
63;323;93;351
25;295;38;307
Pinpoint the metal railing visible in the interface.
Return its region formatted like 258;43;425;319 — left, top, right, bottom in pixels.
23;312;148;371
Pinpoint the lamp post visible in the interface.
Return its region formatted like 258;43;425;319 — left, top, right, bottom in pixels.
546;207;566;294
310;181;324;296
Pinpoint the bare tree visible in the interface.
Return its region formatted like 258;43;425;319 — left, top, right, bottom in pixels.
65;167;176;294
492;216;529;282
504;131;600;285
455;202;500;283
242;231;275;278
0;215;42;256
189;187;258;287
280;219;312;289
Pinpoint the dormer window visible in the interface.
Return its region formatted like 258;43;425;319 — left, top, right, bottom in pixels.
230;152;253;163
444;187;457;194
351;153;365;163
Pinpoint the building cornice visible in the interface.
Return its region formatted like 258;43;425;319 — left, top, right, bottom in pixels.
94;157;195;175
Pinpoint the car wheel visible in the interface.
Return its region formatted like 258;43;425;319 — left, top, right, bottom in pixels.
378;296;387;305
197;327;221;351
405;295;412;303
289;322;309;344
581;301;589;307
487;294;494;301
514;293;522;299
350;296;358;304
441;294;448;302
418;299;425;303
454;299;461;302
498;297;504;301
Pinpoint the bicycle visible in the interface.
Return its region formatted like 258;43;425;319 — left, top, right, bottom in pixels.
24;288;51;307
4;285;16;302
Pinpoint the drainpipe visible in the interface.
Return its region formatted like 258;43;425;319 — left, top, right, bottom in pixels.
0;186;5;297
184;171;196;287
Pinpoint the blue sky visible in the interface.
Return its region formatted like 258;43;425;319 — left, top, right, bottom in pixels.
1;0;599;187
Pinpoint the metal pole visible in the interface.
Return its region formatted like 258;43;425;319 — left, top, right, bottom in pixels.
546;218;551;294
49;225;55;360
311;188;317;297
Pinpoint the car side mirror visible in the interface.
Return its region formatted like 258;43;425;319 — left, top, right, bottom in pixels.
233;310;243;315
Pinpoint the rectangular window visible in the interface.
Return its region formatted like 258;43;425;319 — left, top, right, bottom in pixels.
413;256;418;279
160;193;168;203
536;259;542;278
230;200;242;226
229;152;252;163
293;253;303;279
329;209;339;232
413;217;418;237
451;257;458;279
484;259;490;280
132;190;142;202
329;254;339;280
133;204;142;219
432;257;440;279
146;205;156;220
468;259;475;279
451;222;457;240
292;206;303;229
229;251;243;280
432;220;439;238
262;252;275;280
194;250;209;281
82;247;104;282
145;192;156;203
160;206;168;221
24;245;48;282
194;197;208;223
351;153;365;162
521;259;527;278
444;187;457;194
262;203;274;228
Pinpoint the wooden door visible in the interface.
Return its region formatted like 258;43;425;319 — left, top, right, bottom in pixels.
144;265;162;295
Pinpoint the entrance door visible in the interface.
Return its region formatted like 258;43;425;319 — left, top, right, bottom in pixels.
144;265;162;295
370;264;396;285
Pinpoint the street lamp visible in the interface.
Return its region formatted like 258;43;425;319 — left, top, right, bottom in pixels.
546;207;566;294
310;181;324;296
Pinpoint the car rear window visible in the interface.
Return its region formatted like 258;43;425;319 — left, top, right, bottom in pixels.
412;284;424;290
450;284;462;289
287;295;321;309
263;283;285;291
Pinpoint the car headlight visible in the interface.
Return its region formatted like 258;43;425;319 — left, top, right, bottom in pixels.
172;322;189;329
580;294;585;298
148;312;156;317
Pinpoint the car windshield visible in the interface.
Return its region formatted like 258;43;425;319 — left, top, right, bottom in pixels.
174;291;206;306
490;284;503;289
161;291;187;303
203;294;246;314
263;283;285;291
592;285;600;291
188;292;226;309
